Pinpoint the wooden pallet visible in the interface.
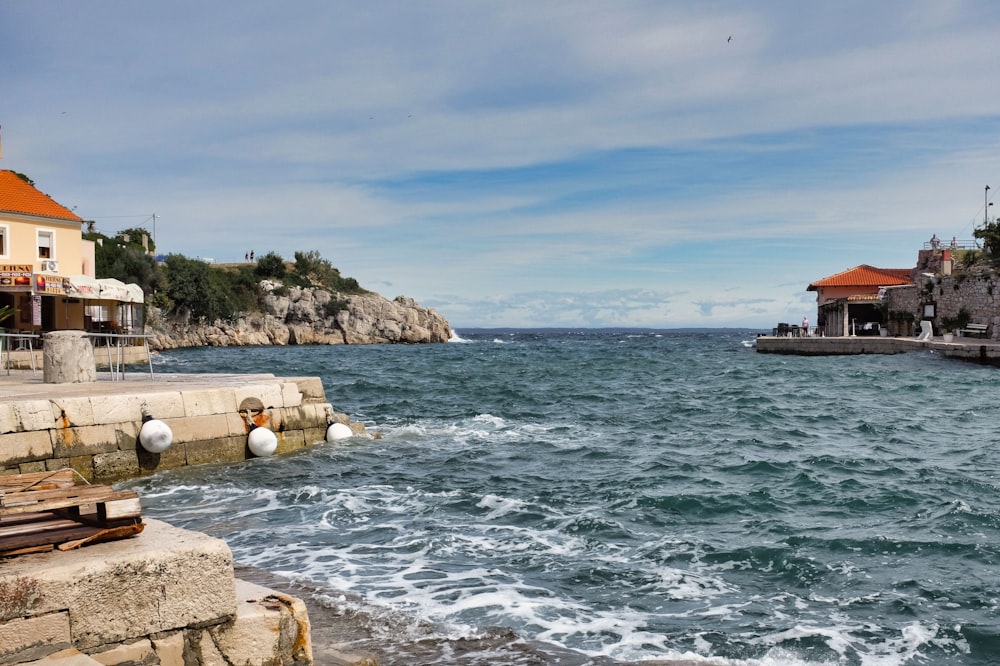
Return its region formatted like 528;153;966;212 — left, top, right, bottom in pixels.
0;470;144;557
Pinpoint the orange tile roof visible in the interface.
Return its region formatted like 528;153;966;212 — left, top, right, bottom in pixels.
807;264;913;291
0;170;82;222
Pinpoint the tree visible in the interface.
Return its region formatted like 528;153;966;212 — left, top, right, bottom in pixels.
85;229;162;296
974;221;1000;259
254;251;286;279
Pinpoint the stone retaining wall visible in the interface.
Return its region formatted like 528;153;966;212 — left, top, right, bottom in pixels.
0;376;359;483
0;519;314;665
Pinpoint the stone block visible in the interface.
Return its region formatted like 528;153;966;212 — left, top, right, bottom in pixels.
18;460;47;474
279;404;326;432
46;457;70;471
13;400;57;432
87;394;143;425
90;638;154;665
0;519;237;650
138;391;187;420
91;450;139;483
50;424;120;459
185;436;247;466
227;410;251;434
68;455;94;483
290;376;326;402
181;389;238;417
0;611;71;663
234;383;284;412
211;580;312;666
50;397;96;429
0;402;20;434
162;414;234;445
280;381;303;407
0;430;54;466
275;429;306;455
151;632;185;666
20;648;103;665
136;441;187;473
303;425;328;446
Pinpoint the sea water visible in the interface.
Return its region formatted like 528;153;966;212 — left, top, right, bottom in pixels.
124;329;1000;665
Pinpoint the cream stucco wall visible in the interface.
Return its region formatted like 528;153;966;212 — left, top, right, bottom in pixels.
0;211;84;274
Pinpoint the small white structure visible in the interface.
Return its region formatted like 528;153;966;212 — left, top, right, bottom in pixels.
917;320;933;341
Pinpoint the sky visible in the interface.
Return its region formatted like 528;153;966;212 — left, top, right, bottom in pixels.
4;1;1000;330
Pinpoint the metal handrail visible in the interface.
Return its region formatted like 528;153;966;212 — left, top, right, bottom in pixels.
923;239;978;250
85;332;154;381
0;332;40;375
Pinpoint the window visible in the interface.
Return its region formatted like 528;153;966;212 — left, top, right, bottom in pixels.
37;230;54;259
0;225;8;258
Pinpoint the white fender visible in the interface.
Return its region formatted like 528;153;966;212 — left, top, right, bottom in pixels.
248;427;278;457
326;422;354;441
139;419;173;453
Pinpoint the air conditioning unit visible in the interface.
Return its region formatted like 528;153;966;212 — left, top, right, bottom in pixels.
41;260;59;272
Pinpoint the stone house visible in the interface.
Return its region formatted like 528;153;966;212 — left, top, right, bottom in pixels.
807;264;913;336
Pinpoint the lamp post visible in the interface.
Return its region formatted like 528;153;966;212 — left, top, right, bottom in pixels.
987;185;991;225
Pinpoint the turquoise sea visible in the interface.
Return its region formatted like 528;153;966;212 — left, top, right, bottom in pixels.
124;329;1000;665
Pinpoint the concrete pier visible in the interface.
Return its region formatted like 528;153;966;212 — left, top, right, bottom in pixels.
756;333;1000;365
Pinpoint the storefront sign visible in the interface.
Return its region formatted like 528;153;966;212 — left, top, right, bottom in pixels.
0;264;32;291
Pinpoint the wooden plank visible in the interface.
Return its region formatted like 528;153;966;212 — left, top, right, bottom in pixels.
0;469;76;492
0;524;100;552
0;489;139;516
0;485;132;508
99;497;143;521
58;523;145;551
0;544;54;557
0;517;82;539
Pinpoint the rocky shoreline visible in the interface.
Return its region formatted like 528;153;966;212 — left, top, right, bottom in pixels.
146;287;452;350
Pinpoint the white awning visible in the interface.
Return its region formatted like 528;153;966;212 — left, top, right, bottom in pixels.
97;278;131;302
67;274;102;300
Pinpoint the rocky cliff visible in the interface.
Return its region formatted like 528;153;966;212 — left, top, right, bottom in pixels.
146;286;452;350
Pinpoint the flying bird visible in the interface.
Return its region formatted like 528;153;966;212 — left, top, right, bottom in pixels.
727;35;732;43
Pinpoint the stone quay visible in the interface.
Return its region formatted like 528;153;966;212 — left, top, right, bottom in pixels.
0;368;370;665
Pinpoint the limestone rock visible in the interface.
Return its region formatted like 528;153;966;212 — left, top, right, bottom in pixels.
148;287;451;350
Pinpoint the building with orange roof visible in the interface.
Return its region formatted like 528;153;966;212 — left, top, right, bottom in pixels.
0;170;119;333
807;264;914;336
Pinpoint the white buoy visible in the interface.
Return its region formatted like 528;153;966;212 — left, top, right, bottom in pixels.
248;427;278;457
138;419;173;453
326;422;354;441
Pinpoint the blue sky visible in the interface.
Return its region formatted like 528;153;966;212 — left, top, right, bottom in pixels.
4;1;1000;329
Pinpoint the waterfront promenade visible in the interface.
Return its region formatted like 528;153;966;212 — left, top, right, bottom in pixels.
756;333;1000;365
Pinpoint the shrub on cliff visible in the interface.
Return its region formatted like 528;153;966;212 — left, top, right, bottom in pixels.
162;254;261;323
292;250;367;294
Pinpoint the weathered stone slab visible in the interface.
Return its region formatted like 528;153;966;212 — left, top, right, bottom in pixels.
280;382;303;407
19;648;102;665
49;398;96;429
14;400;57;432
0;519;237;650
210;580;313;666
91;450;140;482
185;436;247;466
290;376;326;402
18;461;47;474
89;638;155;665
181;389;238;417
0;403;21;434
275;430;306;454
234;383;284;413
151;632;185;666
50;424;120;458
162;414;233;444
0;430;54;466
0;611;72;663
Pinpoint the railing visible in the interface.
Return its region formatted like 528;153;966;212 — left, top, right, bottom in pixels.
0;333;40;375
86;333;154;381
0;331;154;380
922;239;978;250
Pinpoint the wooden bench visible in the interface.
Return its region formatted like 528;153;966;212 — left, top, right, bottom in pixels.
959;323;988;338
